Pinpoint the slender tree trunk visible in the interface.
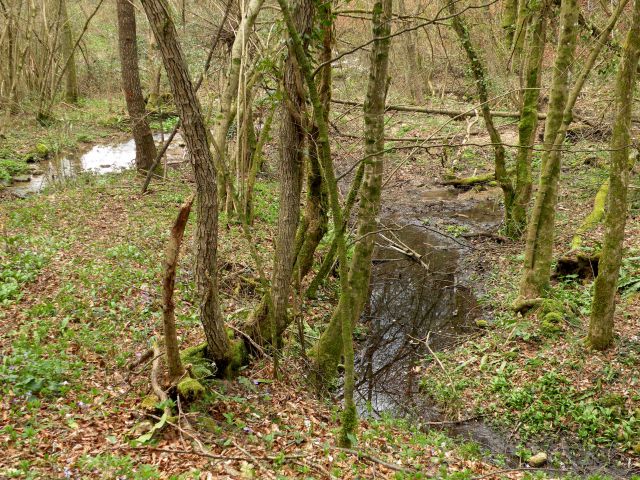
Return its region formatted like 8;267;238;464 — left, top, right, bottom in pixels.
589;0;640;350
313;0;392;399
60;0;78;103
140;0;234;369
162;195;194;383
508;0;548;236
518;0;621;302
305;161;366;299
210;0;266;215
448;2;515;227
116;0;157;172
398;0;424;104
274;0;355;444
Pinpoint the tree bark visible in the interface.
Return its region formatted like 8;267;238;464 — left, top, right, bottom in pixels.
60;0;78;103
140;0;233;368
313;0;392;399
589;0;640;350
518;0;622;301
293;0;333;282
447;2;514;228
508;0;548;236
116;0;158;172
162;195;194;383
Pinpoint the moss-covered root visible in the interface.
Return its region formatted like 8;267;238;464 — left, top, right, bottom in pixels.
571;179;609;250
179;338;247;380
222;339;248;379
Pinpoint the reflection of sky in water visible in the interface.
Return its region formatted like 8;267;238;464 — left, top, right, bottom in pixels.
8;140;138;195
80;139;136;173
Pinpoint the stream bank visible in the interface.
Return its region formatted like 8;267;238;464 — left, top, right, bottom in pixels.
354;176;639;477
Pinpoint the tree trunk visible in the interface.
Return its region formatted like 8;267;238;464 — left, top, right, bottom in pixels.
140;0;233;369
162;195;194;383
60;0;78;103
508;0;548;237
116;0;157;172
502;0;518;47
313;0;392;398
518;0;621;302
293;0;332;281
448;2;515;227
589;0;640;350
247;0;314;346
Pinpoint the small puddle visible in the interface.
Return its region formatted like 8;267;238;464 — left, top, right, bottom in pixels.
7;134;185;197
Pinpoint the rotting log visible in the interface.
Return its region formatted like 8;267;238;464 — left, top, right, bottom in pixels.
441;173;495;188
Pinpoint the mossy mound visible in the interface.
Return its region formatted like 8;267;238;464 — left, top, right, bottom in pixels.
177;377;205;400
222;340;248;379
180;342;216;379
140;394;161;412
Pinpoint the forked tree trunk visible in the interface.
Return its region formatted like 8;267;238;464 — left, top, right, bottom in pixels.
508;0;549;237
60;0;78;103
116;0;157;172
589;0;640;350
274;0;356;444
140;0;233;368
293;0;332;281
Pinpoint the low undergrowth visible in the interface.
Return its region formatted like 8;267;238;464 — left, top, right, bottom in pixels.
0;170;538;479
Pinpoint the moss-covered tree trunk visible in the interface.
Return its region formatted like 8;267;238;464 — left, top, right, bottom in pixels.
140;0;234;369
273;0;359;444
312;0;392;400
502;0;519;47
518;0;623;302
116;0;158;173
293;0;332;281
589;0;640;350
448;2;515;227
508;0;548;236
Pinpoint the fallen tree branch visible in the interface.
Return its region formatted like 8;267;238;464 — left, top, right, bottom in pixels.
332;98;546;120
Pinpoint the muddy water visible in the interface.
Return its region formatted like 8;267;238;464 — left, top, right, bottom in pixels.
354;188;521;462
7;134;186;197
356;186;637;477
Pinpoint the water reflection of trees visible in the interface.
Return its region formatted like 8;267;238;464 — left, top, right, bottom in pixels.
354;224;478;417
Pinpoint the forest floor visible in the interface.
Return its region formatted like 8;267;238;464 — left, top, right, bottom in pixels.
1;99;639;479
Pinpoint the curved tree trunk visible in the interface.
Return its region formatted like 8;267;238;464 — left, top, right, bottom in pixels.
589;0;640;350
116;0;157;172
447;2;514;227
140;0;233;369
